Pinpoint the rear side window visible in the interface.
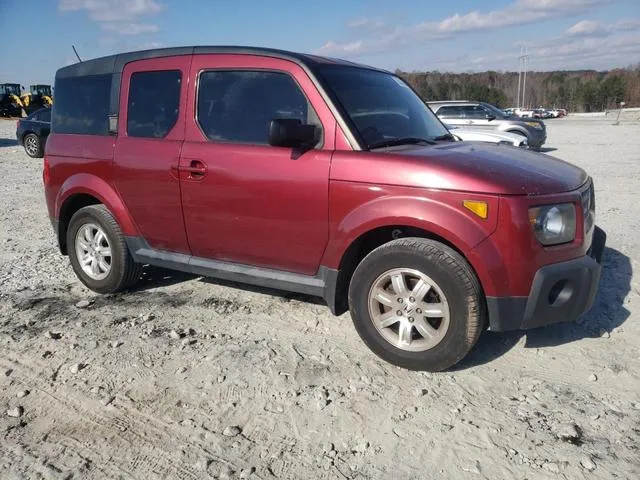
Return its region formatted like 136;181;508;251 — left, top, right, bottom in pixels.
434;105;463;118
52;74;112;135
38;109;51;122
196;70;318;144
127;70;181;138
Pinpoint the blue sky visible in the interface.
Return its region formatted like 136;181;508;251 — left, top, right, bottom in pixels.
1;0;639;86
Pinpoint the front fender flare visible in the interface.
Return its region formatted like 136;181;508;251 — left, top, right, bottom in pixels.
321;194;498;270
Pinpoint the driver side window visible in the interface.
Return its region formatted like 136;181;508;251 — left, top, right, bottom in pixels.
462;105;486;119
196;70;321;145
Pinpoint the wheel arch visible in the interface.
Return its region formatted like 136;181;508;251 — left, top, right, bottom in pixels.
505;126;529;138
20;130;35;144
326;224;488;316
55;175;138;254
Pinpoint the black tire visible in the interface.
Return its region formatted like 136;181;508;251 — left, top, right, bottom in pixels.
348;238;484;371
23;133;43;158
67;205;142;294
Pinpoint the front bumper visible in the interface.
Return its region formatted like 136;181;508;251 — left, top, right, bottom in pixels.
487;226;606;331
528;129;547;148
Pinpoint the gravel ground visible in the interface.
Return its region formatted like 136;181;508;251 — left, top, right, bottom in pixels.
1;116;639;479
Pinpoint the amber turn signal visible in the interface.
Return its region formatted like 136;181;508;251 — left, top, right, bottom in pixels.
463;200;488;219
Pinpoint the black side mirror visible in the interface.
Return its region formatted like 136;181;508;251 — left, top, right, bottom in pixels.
485;114;496;121
268;118;320;151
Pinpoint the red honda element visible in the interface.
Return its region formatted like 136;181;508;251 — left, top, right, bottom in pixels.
44;47;606;371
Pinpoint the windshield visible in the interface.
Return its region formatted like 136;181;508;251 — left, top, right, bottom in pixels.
1;84;20;95
317;67;449;149
31;85;51;96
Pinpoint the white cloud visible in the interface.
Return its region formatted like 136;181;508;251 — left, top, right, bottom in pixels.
101;22;159;35
319;0;609;56
409;30;640;73
567;18;640;37
59;0;163;35
567;20;603;35
347;17;386;30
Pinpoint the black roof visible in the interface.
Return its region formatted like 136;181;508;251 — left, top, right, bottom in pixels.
56;46;382;78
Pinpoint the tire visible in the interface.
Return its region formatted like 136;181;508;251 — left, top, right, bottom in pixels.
348;238;484;371
67;205;142;294
23;133;43;158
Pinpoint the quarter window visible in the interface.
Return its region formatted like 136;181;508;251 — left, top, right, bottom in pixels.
127;70;181;138
38;109;51;122
196;70;319;144
52;74;112;135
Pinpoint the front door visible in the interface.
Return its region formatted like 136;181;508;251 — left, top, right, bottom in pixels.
180;55;336;275
463;105;494;129
113;56;191;253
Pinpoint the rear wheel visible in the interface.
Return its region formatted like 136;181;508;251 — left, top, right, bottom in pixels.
67;205;141;293
23;133;43;158
348;238;484;371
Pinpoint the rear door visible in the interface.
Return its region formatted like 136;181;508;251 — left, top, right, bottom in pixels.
180;54;336;275
113;56;191;253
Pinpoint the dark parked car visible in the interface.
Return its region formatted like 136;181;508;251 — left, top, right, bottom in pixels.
44;46;605;371
16;107;51;157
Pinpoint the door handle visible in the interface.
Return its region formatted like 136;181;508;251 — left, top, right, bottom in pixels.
179;160;207;180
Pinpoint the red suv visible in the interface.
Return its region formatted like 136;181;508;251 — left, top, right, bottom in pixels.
44;47;606;371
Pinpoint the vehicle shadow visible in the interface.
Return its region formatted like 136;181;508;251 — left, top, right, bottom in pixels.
452;246;632;370
537;147;557;153
128;266;198;292
199;277;327;306
126;263;327;306
0;139;19;147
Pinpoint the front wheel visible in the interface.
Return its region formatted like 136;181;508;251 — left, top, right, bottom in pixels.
67;205;142;293
348;238;485;371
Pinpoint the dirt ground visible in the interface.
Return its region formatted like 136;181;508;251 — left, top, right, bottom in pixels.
1;116;639;480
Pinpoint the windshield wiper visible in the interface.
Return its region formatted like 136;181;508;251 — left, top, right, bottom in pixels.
433;133;456;141
368;137;436;150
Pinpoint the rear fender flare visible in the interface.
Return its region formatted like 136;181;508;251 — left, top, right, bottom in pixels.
56;173;138;236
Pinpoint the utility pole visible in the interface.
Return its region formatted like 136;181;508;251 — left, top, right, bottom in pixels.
516;47;522;109
521;48;529;109
518;47;529;108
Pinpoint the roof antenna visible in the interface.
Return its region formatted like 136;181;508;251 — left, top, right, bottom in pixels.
72;45;83;63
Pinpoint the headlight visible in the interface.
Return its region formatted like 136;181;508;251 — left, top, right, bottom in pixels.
528;203;576;245
524;122;543;129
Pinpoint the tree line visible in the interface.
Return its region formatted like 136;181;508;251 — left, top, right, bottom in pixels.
396;66;640;112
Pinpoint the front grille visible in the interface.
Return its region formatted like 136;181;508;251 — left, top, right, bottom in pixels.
581;180;595;234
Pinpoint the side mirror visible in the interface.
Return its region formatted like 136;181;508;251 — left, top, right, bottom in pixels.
485;114;496;121
268;118;320;150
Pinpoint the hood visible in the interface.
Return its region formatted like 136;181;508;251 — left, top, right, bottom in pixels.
331;142;587;196
453;128;524;143
399;142;585;195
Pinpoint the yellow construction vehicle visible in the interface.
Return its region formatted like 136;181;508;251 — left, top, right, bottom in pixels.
21;84;53;114
0;83;25;117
